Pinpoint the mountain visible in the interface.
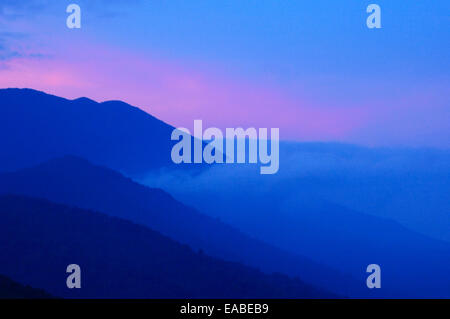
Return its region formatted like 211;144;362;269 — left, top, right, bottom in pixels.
0;195;334;298
2;88;446;298
157;163;450;298
0;156;358;297
0;275;53;299
233;198;450;298
0;88;193;176
274;142;450;242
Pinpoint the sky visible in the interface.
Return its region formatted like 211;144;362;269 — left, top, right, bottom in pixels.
0;0;448;147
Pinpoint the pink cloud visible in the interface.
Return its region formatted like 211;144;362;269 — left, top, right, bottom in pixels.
0;43;371;141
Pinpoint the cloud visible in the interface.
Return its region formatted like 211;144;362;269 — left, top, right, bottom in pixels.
0;0;448;147
0;0;48;19
0;30;48;66
0;40;371;142
2;38;448;147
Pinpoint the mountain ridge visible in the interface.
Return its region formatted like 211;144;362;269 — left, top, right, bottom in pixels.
0;194;336;298
0;155;361;297
0;88;186;176
0;274;53;299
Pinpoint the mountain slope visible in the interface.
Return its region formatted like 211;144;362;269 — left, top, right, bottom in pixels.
0;195;334;298
160;163;450;298
0;275;53;299
0;156;358;297
0;88;188;175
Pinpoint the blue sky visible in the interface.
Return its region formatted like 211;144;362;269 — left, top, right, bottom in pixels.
0;0;449;147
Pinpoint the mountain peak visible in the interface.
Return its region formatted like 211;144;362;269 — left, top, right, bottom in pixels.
0;88;178;175
73;96;97;104
0;87;48;97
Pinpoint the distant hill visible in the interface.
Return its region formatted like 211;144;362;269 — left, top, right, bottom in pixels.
0;195;335;298
0;275;52;299
163;162;450;298
0;88;194;176
0;156;358;297
275;142;450;242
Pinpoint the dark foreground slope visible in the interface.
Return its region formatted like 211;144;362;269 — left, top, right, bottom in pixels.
0;275;52;299
0;195;334;298
0;156;357;297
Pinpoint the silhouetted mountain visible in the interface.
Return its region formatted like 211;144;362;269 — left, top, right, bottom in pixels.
0;88;194;176
0;275;53;299
0;156;356;297
237;199;450;298
0;195;334;298
274;142;450;242
161;163;450;298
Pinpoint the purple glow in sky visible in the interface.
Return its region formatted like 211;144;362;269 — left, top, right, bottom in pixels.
0;0;448;147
